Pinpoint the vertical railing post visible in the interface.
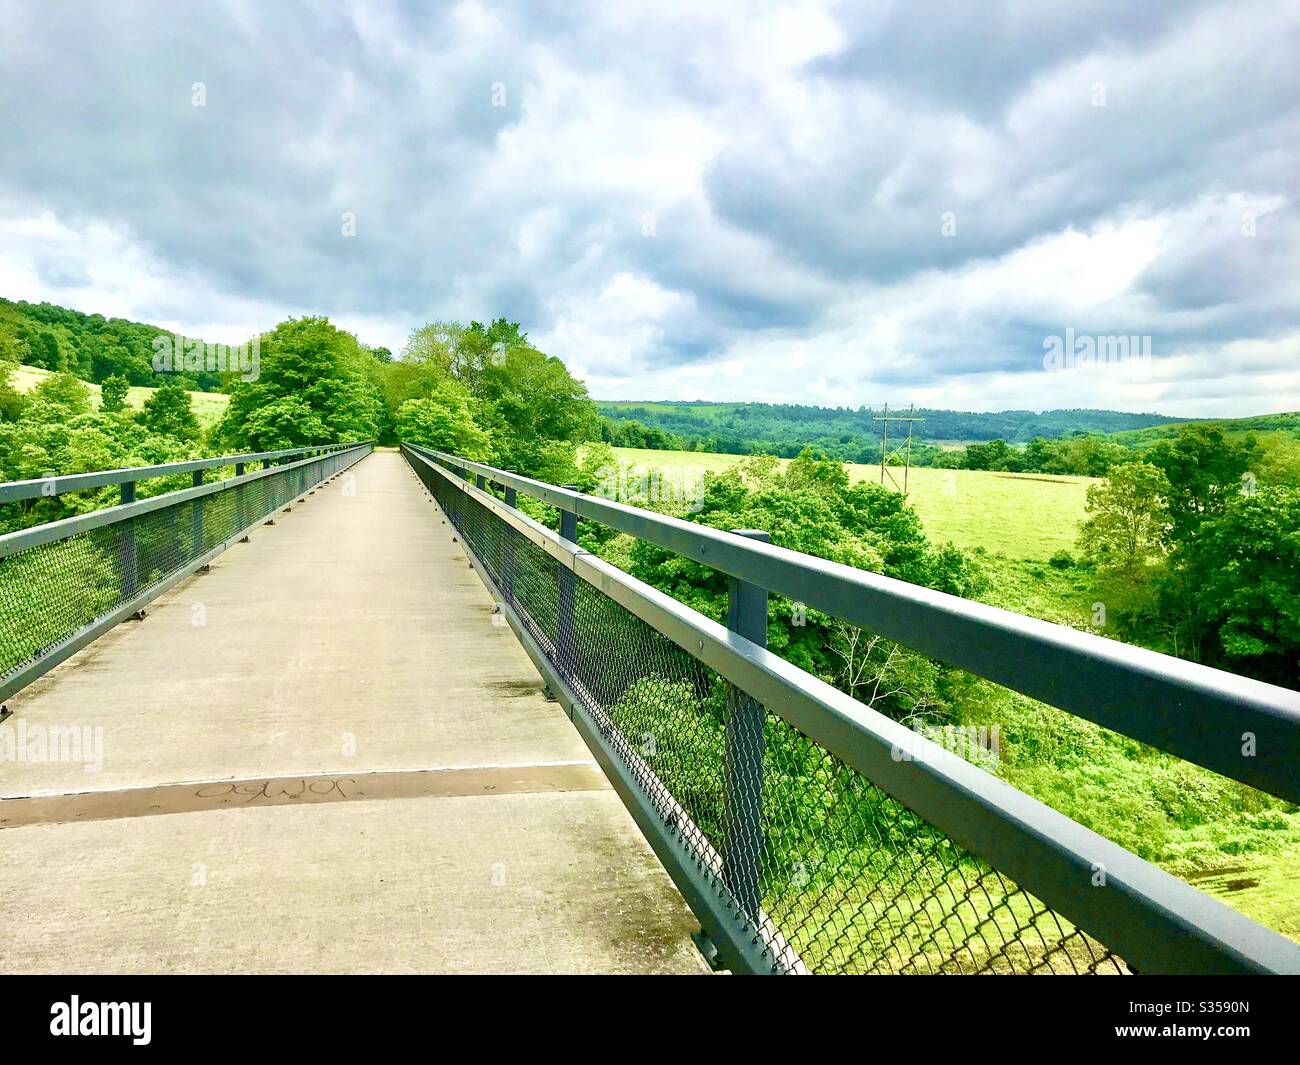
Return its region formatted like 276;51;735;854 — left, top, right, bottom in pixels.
502;476;517;605
556;487;579;677
121;479;138;596
723;529;770;922
235;462;247;537
281;456;293;512
191;469;204;555
476;474;486;491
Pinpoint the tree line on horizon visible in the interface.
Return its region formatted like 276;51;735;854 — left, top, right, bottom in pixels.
597;399;1196;463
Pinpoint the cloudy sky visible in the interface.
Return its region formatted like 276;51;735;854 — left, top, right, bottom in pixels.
1;0;1297;416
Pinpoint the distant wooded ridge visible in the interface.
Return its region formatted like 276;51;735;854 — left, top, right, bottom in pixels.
596;399;1195;456
0;296;236;392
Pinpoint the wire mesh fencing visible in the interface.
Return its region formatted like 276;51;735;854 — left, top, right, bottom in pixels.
0;446;369;694
413;454;1127;975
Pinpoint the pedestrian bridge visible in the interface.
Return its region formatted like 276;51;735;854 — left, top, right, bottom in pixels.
1;443;1298;974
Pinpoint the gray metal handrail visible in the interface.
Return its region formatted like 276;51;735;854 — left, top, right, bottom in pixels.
407;443;1300;805
0;442;369;504
0;443;372;702
403;442;1300;975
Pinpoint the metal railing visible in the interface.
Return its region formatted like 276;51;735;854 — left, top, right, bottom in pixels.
0;442;369;505
0;443;372;701
403;442;1300;975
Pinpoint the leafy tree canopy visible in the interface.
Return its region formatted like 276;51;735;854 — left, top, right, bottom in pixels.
1186;487;1300;686
623;450;986;712
218;317;384;450
141;381;200;442
1146;425;1257;542
395;380;494;461
392;317;598;479
1077;461;1171;625
99;373;130;414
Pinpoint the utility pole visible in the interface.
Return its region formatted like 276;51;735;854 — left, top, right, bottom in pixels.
872;403;925;495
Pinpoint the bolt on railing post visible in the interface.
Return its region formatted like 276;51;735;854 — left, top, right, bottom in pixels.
191;469;204;554
556;488;579;677
723;529;771;922
120;479;138;596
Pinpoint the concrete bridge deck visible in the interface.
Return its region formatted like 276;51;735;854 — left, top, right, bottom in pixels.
0;450;706;974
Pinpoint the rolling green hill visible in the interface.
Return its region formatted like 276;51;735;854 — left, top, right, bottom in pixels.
0;296;229;392
9;364;229;428
598;399;1193;460
1108;411;1300;448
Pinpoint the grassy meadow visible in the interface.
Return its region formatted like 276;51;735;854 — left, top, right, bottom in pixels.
611;445;1098;560
12;364;231;428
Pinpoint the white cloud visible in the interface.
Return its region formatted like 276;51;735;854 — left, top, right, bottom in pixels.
0;205;410;351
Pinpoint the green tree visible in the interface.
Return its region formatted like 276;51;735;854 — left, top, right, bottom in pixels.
962;439;1021;471
622;451;984;715
100;373;130;414
1044;434;1132;476
1020;437;1058;472
32;371;91;415
395;318;598;477
0;359;26;422
400;320;462;377
453;318;528;394
474;342;599;480
1146;426;1257;543
22;329;63;371
1144;426;1260;659
218;317;383;449
0;332;29;368
395;380;494;461
1077;462;1171;625
1187;487;1300;687
1251;433;1300;489
141;381;200;442
234;395;328;451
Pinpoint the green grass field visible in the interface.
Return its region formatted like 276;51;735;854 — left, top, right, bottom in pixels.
12;365;231;428
611;446;1098;560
